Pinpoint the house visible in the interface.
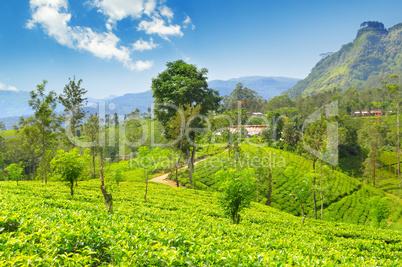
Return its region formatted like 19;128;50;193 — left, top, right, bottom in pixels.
251;112;264;118
229;125;268;137
370;109;383;116
352;110;383;117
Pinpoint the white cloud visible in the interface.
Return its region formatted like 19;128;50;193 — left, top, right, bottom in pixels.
0;82;19;92
183;15;195;30
26;0;73;47
27;0;153;71
91;0;146;30
159;5;173;22
132;37;158;51
143;0;156;16
138;16;182;40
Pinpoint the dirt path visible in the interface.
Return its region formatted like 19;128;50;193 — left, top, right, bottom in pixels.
149;156;211;187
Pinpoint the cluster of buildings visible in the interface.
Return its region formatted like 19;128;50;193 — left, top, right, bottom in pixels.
352;109;383;117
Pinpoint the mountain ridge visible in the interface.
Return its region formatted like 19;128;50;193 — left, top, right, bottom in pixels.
286;22;402;97
0;76;299;129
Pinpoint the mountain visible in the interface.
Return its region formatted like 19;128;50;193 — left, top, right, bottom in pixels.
0;90;33;118
286;23;402;97
209;76;300;100
0;76;299;129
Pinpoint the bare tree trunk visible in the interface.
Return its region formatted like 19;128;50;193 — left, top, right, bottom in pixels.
321;195;324;221
70;181;74;197
191;141;196;182
92;148;96;179
186;149;193;185
100;166;113;213
313;158;317;220
396;102;401;177
144;172;149;202
389;151;391;179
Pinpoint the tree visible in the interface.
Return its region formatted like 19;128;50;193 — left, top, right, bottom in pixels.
152;60;221;185
217;168;255;224
369;196;390;228
360;123;385;187
385;75;401;177
0;121;5;131
84;113;100;179
16;117;40;180
136;147;170;202
58;77;87;142
28;80;59;184
222;83;264;112
289;171;313;224
302;116;328;220
105;160;127;187
51;148;90;197
167;104;201;185
6;163;24;185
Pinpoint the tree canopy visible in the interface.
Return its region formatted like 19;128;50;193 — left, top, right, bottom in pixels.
152;60;221;127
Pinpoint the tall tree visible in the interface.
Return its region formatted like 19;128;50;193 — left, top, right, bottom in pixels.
222;83;264;112
385;75;401;176
59;77;87;143
302;115;328;220
28;80;59;184
16;117;40;180
84;113;100;179
167;104;201;185
152;60;221;185
0;121;5;131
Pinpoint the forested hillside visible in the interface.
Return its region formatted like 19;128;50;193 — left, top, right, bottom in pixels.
287;22;402;97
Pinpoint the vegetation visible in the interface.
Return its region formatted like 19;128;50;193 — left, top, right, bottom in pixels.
286;22;402;98
1;57;402;264
0;180;401;266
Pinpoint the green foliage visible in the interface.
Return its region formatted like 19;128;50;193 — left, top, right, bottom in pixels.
217;168;256;224
58;77;88;138
369;196;390;228
6;162;24;185
0;180;401;265
286;23;402;98
152;59;221;127
221;82;265;112
51;148;90;196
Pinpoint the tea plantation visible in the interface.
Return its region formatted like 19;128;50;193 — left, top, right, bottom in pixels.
170;144;402;227
1;180;402;266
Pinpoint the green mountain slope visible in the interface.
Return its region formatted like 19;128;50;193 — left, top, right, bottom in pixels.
170;144;402;228
286;23;402;97
1;180;401;265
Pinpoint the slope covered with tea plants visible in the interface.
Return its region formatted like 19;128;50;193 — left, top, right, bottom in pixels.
169;144;402;228
1;180;401;266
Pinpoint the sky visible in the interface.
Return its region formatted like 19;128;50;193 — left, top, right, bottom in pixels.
1;0;402;98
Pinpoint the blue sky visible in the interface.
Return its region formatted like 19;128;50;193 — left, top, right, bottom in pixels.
1;0;402;98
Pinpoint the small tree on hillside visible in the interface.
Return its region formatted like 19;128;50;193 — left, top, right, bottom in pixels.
6;163;24;186
51;148;90;197
289;173;313;224
217;168;255;224
84;113;100;179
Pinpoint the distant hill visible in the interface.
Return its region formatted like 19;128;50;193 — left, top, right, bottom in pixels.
0;76;299;129
209;76;300;100
0;90;33;118
286;22;402;98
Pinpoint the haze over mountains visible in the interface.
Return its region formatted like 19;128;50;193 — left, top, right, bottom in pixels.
286;22;402;97
0;76;299;129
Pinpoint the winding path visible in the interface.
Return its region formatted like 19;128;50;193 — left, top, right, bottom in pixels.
149;155;214;187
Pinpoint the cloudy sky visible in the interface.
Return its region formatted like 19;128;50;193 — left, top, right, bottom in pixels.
1;0;402;98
